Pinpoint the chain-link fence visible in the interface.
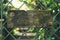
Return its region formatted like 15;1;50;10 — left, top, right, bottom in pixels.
0;0;60;40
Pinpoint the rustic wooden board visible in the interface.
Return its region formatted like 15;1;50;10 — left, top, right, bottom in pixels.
7;10;53;28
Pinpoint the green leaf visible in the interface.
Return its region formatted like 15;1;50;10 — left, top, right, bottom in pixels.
46;0;51;4
26;0;34;4
50;4;56;10
19;0;23;2
27;27;34;32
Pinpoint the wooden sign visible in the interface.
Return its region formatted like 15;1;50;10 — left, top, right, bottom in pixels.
7;10;53;28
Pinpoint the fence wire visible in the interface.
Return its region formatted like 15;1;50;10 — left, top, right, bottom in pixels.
0;0;60;40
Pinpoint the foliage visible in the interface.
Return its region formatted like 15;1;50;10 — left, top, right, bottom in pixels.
3;0;8;4
1;0;60;40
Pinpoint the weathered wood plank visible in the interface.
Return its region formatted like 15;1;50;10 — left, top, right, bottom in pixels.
14;33;36;36
7;10;52;28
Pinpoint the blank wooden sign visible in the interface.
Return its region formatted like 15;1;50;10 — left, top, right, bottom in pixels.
7;10;53;28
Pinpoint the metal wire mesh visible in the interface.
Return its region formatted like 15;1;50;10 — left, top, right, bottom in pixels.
0;0;60;40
